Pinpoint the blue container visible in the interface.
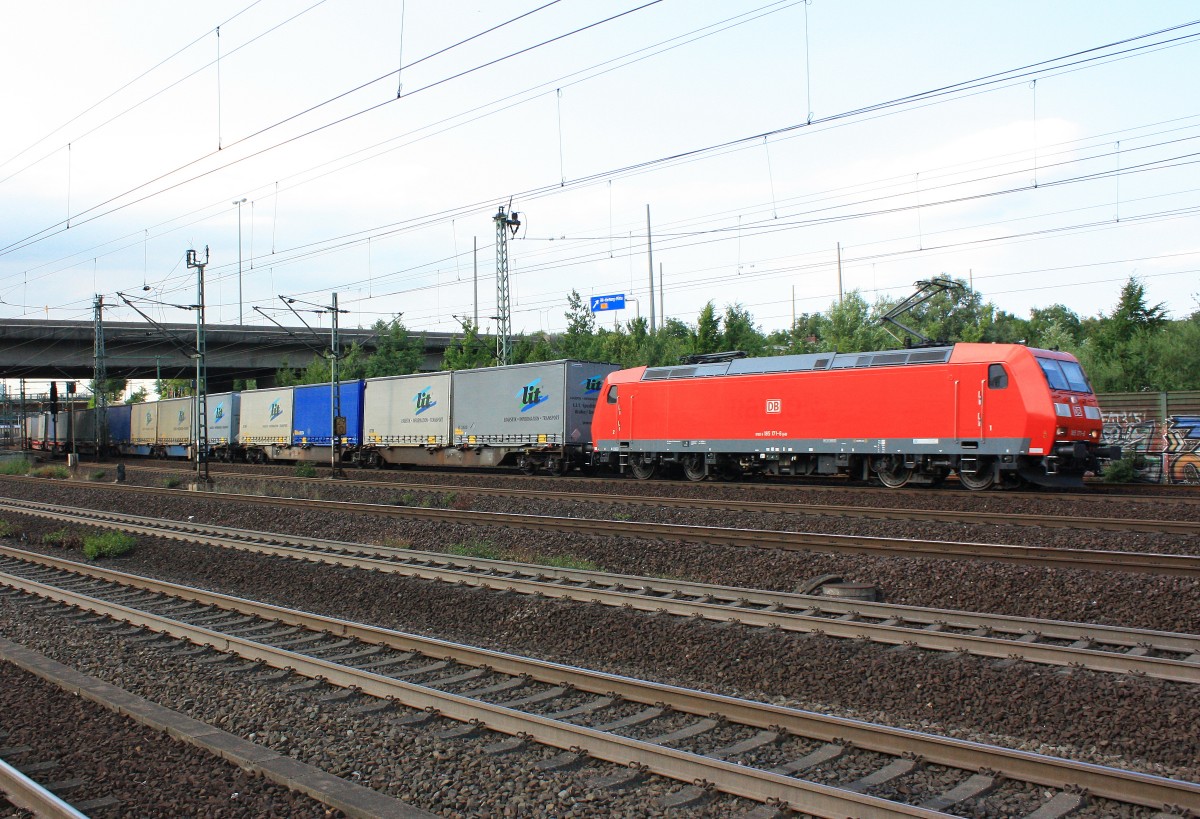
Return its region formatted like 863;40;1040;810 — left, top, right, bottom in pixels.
106;404;132;445
292;381;364;446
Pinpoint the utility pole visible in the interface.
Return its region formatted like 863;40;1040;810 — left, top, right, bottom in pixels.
233;198;246;324
493;206;520;365
329;291;348;478
473;236;478;327
836;242;844;305
93;294;107;456
19;379;26;451
186;247;210;484
659;262;664;327
646;205;656;333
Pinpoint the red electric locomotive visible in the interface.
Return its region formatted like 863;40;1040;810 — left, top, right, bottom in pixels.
591;343;1118;489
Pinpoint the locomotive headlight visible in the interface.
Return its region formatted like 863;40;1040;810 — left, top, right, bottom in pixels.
1056;426;1067;437
1090;429;1099;440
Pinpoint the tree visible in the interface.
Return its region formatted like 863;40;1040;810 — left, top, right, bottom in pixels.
694;302;721;354
720;304;766;356
1028;305;1082;347
125;385;148;404
442;319;494;370
87;377;127;407
560;290;598;359
826;292;891;352
364;319;424;377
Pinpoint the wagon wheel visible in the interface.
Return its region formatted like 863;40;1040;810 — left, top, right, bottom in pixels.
957;457;996;491
875;457;913;489
681;453;707;482
629;453;656;481
547;456;570;477
519;458;538;476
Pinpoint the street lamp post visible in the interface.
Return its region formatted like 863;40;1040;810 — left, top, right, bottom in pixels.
233;198;246;324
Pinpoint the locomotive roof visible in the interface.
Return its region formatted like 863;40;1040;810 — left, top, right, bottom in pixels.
641;346;955;381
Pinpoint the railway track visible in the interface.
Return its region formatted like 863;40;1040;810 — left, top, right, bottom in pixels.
4;498;1200;682
9;479;1200;575
96;457;1200;506
1;548;1196;818
0;754;89;818
113;464;1200;534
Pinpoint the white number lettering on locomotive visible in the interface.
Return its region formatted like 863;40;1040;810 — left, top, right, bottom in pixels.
765;399;781;414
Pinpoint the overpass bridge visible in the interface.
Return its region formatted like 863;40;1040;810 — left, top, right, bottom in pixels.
0;319;457;391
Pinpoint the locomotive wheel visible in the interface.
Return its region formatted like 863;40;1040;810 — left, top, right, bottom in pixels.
957;458;996;491
629;454;656;481
681;454;707;482
875;458;913;489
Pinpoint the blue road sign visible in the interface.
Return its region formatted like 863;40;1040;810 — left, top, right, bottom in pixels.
590;294;626;312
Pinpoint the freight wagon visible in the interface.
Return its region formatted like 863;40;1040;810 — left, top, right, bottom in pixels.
357;360;619;472
238;382;363;464
206;392;241;461
592;344;1117;489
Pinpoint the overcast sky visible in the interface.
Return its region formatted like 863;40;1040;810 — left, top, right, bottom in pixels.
2;0;1198;375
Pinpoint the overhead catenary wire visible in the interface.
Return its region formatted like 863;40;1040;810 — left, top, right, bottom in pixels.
3;8;1194;265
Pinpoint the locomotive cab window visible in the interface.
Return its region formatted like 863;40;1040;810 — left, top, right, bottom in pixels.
606;385;618;404
1036;357;1091;393
987;364;1008;389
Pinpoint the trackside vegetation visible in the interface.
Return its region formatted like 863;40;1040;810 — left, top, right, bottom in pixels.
246;275;1196;395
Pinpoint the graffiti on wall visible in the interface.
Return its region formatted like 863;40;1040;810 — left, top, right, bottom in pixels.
1101;411;1200;484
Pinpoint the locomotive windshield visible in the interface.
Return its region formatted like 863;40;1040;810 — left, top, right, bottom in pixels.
1036;357;1092;393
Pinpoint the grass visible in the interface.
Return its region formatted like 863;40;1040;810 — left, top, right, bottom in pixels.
31;465;70;479
522;553;601;571
83;530;136;559
0;519;17;538
88;470;107;481
161;476;183;488
447;539;507;561
0;458;31;475
43;528;83;549
294;462;317;478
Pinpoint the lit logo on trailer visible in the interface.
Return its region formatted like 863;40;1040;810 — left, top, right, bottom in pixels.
214;403;224;423
178;410;186;424
269;400;283;420
518;379;550;412
145;411;152;425
580;375;604;395
413;387;437;416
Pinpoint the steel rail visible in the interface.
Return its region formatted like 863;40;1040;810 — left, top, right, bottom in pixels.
103;459;1200;506
2;554;1198;815
7;479;1199;576
112;464;1200;533
0;757;89;819
3;502;1200;683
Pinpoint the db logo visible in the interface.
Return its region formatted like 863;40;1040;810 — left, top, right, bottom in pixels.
765;399;782;414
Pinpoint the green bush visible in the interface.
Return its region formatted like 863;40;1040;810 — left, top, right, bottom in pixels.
1102;456;1145;483
295;462;317;478
43;528;83;549
0;458;31;475
0;520;17;538
82;531;136;559
161;477;182;488
88;470;107;481
31;465;70;479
